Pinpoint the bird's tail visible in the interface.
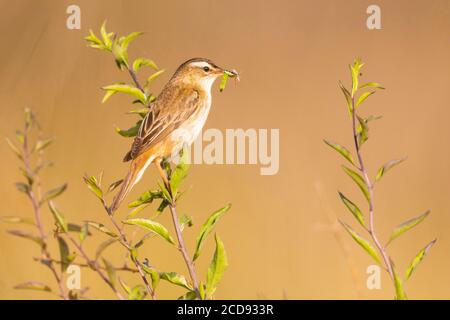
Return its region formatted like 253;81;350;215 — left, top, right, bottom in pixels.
109;156;154;214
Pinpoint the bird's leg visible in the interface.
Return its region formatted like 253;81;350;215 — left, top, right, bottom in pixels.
155;157;170;187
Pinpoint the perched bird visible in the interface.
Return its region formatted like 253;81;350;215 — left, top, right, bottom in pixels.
109;58;238;213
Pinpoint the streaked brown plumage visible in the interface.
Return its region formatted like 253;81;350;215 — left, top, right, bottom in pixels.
109;58;237;213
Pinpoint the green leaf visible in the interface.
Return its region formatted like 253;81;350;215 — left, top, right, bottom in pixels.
15;130;24;145
40;183;67;205
5;138;23;159
342;166;370;203
206;234;228;298
34;138;53;152
121;32;143;50
359;82;385;90
116;120;142;138
0;216;34;225
323;140;355;165
405;239;436;281
100;21;112;49
19;168;33;186
193;204;231;261
127;108;150;118
15;182;30;194
338;192;365;228
356;116;369;146
132;58;158;72
387;210;430;245
24;108;34;131
127;203;150;219
141;264;160;289
160;272;192;290
123;218;175;245
78;223;89;242
199;281;206;300
107;179;123;194
128;190;162;207
130;248;138;263
349;58;364;97
128;285;146;300
83;175;103;201
85;29;102;45
86;221;118;238
7;230;43;247
159;182;172;203
356;91;376;107
178;291;197;300
180;214;193;231
375;158;407;182
134;232;155;248
102;90;117;104
145;69;165;87
112;41;129;69
156;199;169;216
102;84;146;103
392;262;407;300
95;238;118;260
118;277;131;294
338;82;353;116
48;201;68;233
340;221;381;265
170;149;190;196
57;236;71;272
102;258;116;288
14;281;51;292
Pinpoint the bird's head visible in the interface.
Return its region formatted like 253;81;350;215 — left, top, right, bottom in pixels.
173;58;238;91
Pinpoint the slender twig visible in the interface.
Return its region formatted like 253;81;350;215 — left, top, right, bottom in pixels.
168;201;201;298
33;257;139;273
65;233;125;300
22;126;68;300
158;165;201;299
103;201;156;300
127;67;145;93
350;98;394;279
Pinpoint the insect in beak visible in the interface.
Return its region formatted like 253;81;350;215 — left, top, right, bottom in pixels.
219;69;240;92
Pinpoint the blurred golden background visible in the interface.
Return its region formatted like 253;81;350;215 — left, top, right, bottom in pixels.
0;0;449;299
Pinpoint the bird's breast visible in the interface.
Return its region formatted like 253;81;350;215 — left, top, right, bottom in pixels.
170;94;211;147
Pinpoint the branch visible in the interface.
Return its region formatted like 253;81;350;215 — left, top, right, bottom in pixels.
33;257;139;273
65;233;125;300
127;67;145;93
169;202;201;298
22;126;68;300
158;164;201;299
350;98;394;280
102;202;156;300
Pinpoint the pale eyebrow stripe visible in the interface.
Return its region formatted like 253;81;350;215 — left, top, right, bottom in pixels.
189;61;211;68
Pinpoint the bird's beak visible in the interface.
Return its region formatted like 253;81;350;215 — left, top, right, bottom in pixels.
222;69;239;78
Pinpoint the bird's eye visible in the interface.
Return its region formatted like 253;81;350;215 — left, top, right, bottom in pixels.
203;66;210;72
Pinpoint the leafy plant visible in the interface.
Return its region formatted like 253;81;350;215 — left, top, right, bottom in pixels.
325;58;435;299
2;22;230;300
83;21;231;300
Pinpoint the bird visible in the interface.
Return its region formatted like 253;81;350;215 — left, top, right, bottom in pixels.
109;58;238;213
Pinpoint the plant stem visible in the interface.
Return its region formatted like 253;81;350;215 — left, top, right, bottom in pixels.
65;233;125;300
158;163;201;299
103;202;156;300
33;257;139;273
350;99;394;280
127;67;145;93
168;201;201;298
22;128;68;300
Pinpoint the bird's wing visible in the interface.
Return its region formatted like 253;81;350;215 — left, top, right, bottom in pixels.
124;86;200;161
